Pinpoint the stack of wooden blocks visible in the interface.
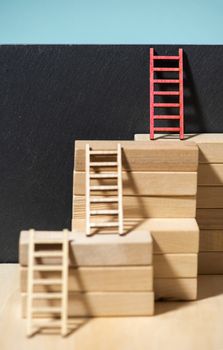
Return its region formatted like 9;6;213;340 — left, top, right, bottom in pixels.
193;134;223;274
73;140;199;300
20;230;154;316
135;133;223;275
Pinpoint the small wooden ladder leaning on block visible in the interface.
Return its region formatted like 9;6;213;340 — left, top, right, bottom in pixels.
149;48;184;140
85;143;124;236
26;229;69;337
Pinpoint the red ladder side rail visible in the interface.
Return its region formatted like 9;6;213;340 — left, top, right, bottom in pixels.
150;48;154;139
179;48;184;140
149;48;184;140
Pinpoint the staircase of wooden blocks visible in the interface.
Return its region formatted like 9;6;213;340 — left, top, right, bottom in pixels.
72;140;199;300
135;133;223;275
190;134;223;274
20;230;154;317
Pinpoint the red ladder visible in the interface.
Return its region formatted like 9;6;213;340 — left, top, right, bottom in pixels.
149;48;184;140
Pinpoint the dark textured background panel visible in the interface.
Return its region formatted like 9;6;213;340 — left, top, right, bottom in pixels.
0;45;222;262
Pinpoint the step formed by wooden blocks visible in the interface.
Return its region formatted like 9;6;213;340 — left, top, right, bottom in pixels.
199;252;223;274
154;278;197;301
74;140;198;172
133;218;199;254
73;171;197;196
197;186;223;208
197;209;223;229
72;218;199;254
198;164;223;186
22;291;154;317
70;231;152;266
19;230;153;266
134;133;223;163
73;195;196;219
154;254;198;278
200;230;223;252
20;265;153;292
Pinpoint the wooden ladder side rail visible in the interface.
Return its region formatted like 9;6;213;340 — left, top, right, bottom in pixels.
27;228;34;337
150;48;155;140
179;48;184;140
85;144;91;236
117;144;124;235
61;229;68;336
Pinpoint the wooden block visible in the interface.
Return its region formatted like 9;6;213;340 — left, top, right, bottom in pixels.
71;218;199;253
73;195;196;219
154;278;197;301
196;209;223;229
70;231;152;266
154;254;198;278
74;140;198;172
20;265;153;292
198;164;223;186
146;218;199;253
73;171;198;196
199;252;223;274
21;291;154;317
197;186;223;208
200;230;223;252
20;230;153;266
134;133;223;163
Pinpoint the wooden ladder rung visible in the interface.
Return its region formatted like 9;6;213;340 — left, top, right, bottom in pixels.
32;293;62;299
90;210;118;215
34;240;63;245
90;173;118;178
90;197;118;203
154;115;180;120
90;162;117;166
154;127;180;132
90;185;118;191
33;279;62;285
154;91;179;95
153;55;179;60
90;222;119;228
153;67;179;71
153;79;179;83
32;307;62;314
90;150;117;155
33;251;63;257
153;103;180;107
33;265;63;271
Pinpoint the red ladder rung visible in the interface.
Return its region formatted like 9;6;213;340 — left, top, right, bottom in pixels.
154;127;180;132
153;56;179;60
153;68;179;71
153;103;180;108
154;91;179;96
153;79;179;83
154;115;180;120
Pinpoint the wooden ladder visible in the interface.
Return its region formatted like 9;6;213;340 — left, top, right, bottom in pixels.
150;48;184;140
26;229;69;337
85;143;124;236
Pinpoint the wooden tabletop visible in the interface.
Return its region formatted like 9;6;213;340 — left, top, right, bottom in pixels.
0;264;222;350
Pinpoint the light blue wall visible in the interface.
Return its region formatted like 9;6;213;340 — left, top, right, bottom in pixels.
0;0;222;44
